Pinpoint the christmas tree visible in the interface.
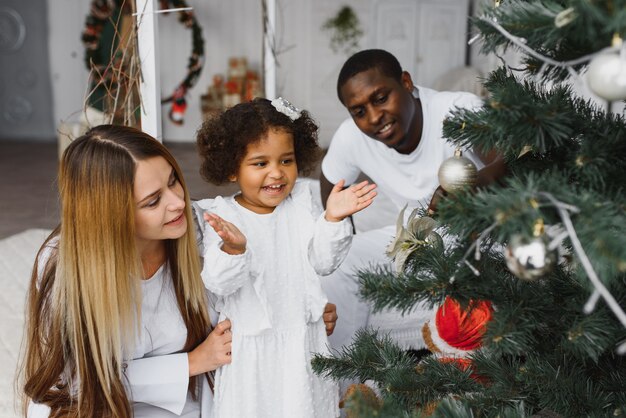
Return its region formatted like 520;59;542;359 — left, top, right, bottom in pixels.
313;1;626;416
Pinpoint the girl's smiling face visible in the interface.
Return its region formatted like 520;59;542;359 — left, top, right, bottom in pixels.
233;128;298;214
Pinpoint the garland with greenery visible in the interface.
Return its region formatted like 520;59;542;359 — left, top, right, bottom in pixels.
81;0;124;113
81;0;205;124
158;0;205;125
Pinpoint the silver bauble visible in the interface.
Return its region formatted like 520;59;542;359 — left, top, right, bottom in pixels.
587;52;626;101
437;149;478;192
504;234;557;281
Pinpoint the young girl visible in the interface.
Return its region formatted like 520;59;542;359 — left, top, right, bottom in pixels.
194;98;377;417
22;125;232;418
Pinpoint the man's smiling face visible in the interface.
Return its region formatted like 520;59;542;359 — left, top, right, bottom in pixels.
340;68;420;154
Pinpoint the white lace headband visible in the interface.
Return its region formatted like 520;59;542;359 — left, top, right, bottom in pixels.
270;97;302;121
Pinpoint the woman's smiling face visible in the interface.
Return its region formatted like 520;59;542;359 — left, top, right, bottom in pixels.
133;156;187;250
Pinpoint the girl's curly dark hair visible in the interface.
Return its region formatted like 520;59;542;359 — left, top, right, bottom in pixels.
196;98;322;185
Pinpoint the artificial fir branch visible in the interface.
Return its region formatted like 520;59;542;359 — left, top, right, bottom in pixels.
473;0;626;80
356;267;441;313
311;329;414;383
436;172;626;279
356;245;509;313
443;69;626;197
444;68;626;181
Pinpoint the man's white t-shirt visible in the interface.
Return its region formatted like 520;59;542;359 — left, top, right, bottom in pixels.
322;86;485;211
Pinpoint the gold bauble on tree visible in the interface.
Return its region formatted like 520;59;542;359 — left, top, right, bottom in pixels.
437;148;478;192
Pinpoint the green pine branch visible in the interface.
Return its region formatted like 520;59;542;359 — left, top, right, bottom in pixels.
473;0;626;79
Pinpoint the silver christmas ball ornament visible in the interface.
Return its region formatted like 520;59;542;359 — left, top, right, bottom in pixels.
504;234;557;281
437;148;478;192
587;52;626;101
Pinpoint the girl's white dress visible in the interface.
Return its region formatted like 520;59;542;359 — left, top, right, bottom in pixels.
193;180;352;418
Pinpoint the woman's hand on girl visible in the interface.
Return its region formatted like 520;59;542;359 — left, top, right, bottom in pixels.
188;319;232;376
324;179;377;222
204;212;247;255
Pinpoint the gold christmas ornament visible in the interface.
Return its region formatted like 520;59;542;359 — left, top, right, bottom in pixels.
437;148;478;192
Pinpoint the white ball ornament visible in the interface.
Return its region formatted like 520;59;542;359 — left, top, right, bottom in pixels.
437;148;478;192
587;52;626;101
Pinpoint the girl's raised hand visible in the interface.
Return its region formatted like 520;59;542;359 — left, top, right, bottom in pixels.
204;212;247;255
188;319;232;376
325;179;377;222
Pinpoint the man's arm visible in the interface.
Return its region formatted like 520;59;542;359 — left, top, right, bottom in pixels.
474;148;507;187
319;172;336;210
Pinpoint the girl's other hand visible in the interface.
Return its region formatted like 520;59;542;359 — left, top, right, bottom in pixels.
324;179;377;222
204;212;247;255
188;319;232;376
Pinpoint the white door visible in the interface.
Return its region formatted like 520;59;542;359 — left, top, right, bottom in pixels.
371;0;470;88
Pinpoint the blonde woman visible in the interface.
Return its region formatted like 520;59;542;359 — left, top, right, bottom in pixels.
21;125;232;417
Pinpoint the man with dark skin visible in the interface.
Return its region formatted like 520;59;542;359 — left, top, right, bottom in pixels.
319;49;506;350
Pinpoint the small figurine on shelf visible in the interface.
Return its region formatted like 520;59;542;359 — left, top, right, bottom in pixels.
201;74;225;119
201;57;264;116
244;70;263;102
227;57;247;97
228;57;247;79
222;79;242;109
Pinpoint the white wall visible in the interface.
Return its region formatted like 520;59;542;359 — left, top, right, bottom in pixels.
47;0;91;129
47;0;475;144
275;0;373;148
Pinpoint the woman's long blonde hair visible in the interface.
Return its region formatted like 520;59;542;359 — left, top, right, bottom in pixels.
21;125;209;417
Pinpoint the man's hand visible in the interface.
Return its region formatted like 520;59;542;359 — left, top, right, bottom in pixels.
323;303;338;336
324;179;377;222
427;185;448;215
204;212;247;255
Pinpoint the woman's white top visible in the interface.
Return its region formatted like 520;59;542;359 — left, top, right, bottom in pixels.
128;263;213;418
193;180;352;418
28;242;215;418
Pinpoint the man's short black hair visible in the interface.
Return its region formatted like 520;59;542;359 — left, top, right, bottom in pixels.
336;49;403;103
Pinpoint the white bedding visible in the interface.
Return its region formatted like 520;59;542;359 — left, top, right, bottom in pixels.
0;229;51;418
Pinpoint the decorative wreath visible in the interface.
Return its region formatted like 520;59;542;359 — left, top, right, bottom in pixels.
81;0;205;125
